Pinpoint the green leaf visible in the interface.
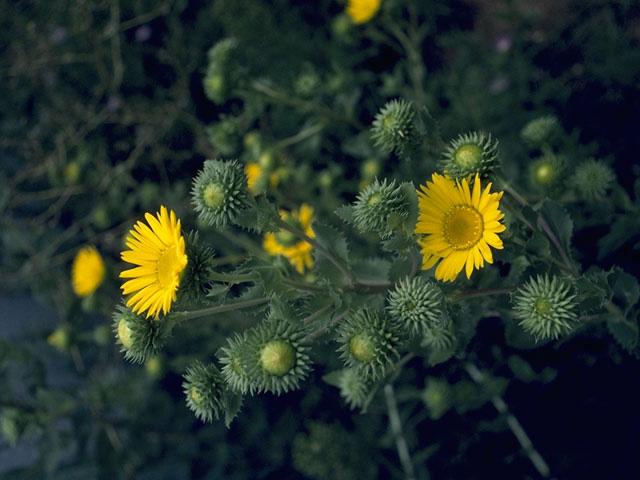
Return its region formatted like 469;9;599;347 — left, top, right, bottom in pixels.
597;216;640;260
321;370;344;388
233;196;279;233
206;284;231;299
381;234;415;253
223;390;244;428
399;182;418;236
539;200;573;261
504;319;548;350
388;255;413;282
239;257;291;297
427;346;454;366
312;223;350;285
575;268;610;314
505;255;530;284
352;258;391;282
414;106;444;152
335;205;355;224
525;231;550;257
608;267;640;315
606;314;639;354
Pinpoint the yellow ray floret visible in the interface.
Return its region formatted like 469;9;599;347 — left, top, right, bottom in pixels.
120;206;188;319
346;0;381;24
415;173;506;282
71;246;106;296
264;204;315;274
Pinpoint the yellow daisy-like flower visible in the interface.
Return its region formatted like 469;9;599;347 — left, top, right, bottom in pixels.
245;163;263;195
120;206;188;319
71;246;106;296
264;204;315;274
415;173;506;282
346;0;381;24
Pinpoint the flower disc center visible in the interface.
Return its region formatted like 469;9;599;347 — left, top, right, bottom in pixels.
203;182;225;209
157;245;187;289
444;206;483;250
455;144;483;167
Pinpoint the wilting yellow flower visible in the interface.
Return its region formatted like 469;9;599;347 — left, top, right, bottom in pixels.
120;206;188;319
264;204;315;274
415;173;506;282
71;246;105;296
346;0;381;24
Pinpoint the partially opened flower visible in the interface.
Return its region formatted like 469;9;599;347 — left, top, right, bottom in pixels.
415;173;506;282
120;206;188;319
71;246;106;296
263;204;315;274
346;0;381;24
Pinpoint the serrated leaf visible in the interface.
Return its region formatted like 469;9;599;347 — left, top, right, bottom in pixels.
312;223;351;285
321;370;344;388
606;314;639;353
608;267;640;315
238;256;292;297
381;234;414;253
414;106;445;152
352;258;391;282
525;231;550;256
505;255;530;284
223;390;243;428
388;255;413;282
335;205;355;224
575;268;610;313
597;216;640;260
504;319;548;350
539;200;573;261
206;284;231;298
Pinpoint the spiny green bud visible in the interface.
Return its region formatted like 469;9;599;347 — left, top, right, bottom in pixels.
294;63;321;98
337;309;401;381
112;305;169;363
528;149;565;194
182;361;226;423
387;277;445;337
218;332;253;394
177;231;216;303
570;159;615;201
371;99;418;158
191;159;251;228
203;38;241;104
206;115;240;156
352;179;409;238
512;274;579;341
243;316;312;395
520;115;560;147
337;368;369;410
440;131;499;180
420;321;456;351
47;326;71;352
421;377;452;420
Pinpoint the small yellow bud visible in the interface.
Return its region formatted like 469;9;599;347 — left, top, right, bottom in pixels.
349;334;375;363
260;340;296;376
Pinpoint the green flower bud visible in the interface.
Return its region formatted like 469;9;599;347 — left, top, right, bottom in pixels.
528;149;565;194
182;361;226;423
145;356;165;379
570;159;615;201
203;38;242;104
420;321;456;351
206;115;240;156
352;179;409;239
440;131;499;181
218;332;253;394
512;274;579;341
387;277;445;337
337;369;369;410
47;326;71;352
294;64;321;97
191;159;251;228
337;309;401;381
0;408;25;446
520;115;560;147
371;99;418;159
422;377;452;420
242;315;312;395
177;231;216;303
112;305;169;363
361;158;380;179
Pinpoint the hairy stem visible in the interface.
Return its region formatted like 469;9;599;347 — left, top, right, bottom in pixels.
384;384;416;480
171;297;270;322
208;271;259;284
450;286;518;303
463;362;551;478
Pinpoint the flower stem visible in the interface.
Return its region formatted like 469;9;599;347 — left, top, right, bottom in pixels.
450;286;518;303
463;362;551;478
303;302;334;326
208;271;259;284
272;215;354;286
384;384;416;480
171;297;270;322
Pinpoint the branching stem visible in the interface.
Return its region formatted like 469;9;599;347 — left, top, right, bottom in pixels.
171;297;270;322
384;384;416;480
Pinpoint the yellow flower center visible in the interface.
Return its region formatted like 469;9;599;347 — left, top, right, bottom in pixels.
260;340;296;376
190;386;203;405
349;334;375;363
536;163;552;182
157;245;187;289
117;319;133;349
203;182;225;209
367;192;382;206
443;206;484;250
455;144;483;167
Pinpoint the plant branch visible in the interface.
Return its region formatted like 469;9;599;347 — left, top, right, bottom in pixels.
450;286;518;303
171;297;270;322
463;362;551;478
384;384;416;480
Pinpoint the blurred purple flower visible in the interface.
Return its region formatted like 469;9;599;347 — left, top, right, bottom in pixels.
494;35;512;53
106;94;122;112
135;25;151;42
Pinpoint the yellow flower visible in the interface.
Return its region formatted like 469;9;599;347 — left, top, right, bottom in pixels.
346;0;381;24
264;204;315;274
245;163;263;195
120;206;188;319
71;246;105;296
415;173;506;282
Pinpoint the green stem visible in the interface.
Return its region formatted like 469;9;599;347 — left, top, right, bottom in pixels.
272;216;354;286
281;278;330;292
208;271;259;284
171;297;270;322
303;302;334;326
605;301;638;332
450;286;517;303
